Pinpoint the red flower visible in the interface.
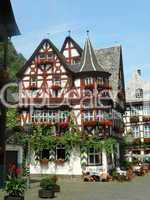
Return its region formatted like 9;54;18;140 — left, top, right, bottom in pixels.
16;167;22;175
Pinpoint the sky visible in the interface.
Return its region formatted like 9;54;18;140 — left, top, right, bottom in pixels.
11;0;150;84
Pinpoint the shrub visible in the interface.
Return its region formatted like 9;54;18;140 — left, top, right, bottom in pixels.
40;175;58;190
5;177;26;197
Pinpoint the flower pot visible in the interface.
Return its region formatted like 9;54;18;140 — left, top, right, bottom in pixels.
4;196;24;200
40;159;49;165
55;159;65;165
38;189;55;198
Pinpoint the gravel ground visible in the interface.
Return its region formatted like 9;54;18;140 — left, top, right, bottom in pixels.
0;175;150;200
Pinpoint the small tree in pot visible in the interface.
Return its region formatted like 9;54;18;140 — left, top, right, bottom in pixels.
4;177;26;200
39;175;60;198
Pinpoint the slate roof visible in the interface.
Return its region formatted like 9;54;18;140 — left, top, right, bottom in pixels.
79;38;107;73
95;46;125;103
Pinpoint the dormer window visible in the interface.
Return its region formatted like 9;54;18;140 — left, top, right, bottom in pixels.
135;88;143;98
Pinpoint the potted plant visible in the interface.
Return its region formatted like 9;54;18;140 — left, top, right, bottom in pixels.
39;175;60;198
55;159;65;165
40;158;49;165
4;177;26;200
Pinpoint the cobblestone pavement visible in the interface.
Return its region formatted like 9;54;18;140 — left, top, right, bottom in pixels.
1;175;150;200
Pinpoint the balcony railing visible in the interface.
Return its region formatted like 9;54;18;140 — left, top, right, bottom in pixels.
32;112;70;126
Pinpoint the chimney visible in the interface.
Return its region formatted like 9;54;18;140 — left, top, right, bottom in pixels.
137;69;141;76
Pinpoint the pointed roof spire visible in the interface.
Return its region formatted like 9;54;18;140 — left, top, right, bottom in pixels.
80;35;105;72
68;30;71;37
86;30;90;38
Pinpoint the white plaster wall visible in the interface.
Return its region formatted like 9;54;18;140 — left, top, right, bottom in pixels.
30;148;113;176
30;147;82;175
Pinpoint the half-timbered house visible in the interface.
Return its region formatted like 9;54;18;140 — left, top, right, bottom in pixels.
17;35;125;176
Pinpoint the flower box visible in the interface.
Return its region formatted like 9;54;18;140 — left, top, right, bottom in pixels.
51;84;61;90
38;58;54;64
55;159;65;165
100;120;112;126
83;120;97;126
40;159;49;165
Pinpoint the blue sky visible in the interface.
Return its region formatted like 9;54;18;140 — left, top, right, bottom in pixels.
11;0;150;83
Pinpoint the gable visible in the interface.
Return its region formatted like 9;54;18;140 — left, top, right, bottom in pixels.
17;39;73;79
61;36;83;64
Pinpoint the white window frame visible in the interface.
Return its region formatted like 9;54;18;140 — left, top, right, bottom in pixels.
84;77;93;85
131;126;140;138
144;125;150;138
88;148;102;166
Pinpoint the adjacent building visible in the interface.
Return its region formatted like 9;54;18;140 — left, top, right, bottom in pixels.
124;70;150;161
0;0;20;186
17;35;125;176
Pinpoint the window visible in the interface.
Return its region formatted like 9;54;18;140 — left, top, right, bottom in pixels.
59;111;69;123
84;77;93;85
32;110;58;124
144;125;150;138
39;53;46;59
47;52;53;59
97;77;103;85
131;126;140;138
31;75;37;84
103;77;109;85
52;89;59;97
53;77;61;85
83;111;94;121
88;148;102;166
143;105;150;116
41;149;49;159
72;57;80;64
135;88;143;98
56;145;65;160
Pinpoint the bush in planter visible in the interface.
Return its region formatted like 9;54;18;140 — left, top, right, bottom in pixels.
4;176;26;200
39;175;60;198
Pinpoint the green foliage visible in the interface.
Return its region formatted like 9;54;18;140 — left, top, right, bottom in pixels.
6;108;17;129
83;136;117;154
40;176;58;190
4;177;26;197
120;160;133;170
1;41;25;78
1;41;25;132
